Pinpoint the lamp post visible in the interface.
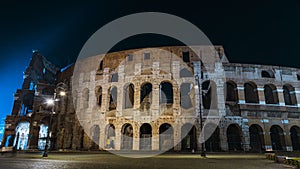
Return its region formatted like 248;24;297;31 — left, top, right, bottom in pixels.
42;90;66;158
195;73;206;157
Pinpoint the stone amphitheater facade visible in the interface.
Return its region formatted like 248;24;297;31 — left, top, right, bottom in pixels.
3;46;300;152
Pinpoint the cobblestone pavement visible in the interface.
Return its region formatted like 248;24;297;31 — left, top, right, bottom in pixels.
0;152;294;169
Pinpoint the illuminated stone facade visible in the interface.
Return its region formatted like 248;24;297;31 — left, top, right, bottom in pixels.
3;46;300;152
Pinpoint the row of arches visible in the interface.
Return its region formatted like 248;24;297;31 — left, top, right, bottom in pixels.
81;80;299;113
83;80;217;112
90;123;300;151
226;81;298;106
4;121;50;151
5;121;300;152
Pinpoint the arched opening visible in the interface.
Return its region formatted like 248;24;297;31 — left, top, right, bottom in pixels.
244;82;259;103
38;124;48;150
159;123;174;151
204;123;220;152
264;84;279;104
99;60;103;71
283;84;297;106
4;135;13;147
202;81;217;109
14;121;30;150
181;123;197;151
179;68;193;78
91;125;100;150
108;87;117;111
227;124;242;151
121;123;133;150
111;73;118;82
105;124;115;149
123;83;134;109
226;81;238;102
160;82;173;104
180;83;193;109
249;124;265;152
140;123;152;150
82;88;89;109
140;83;152;110
95;86;102;107
290;126;300;151
270;125;286;151
261;70;275;78
20;93;34;115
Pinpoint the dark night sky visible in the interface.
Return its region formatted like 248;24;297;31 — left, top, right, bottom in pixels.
0;0;300;119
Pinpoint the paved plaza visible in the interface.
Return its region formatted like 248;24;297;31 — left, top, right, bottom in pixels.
0;152;293;169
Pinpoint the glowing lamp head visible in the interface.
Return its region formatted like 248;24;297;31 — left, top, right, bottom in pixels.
46;99;54;105
59;91;66;96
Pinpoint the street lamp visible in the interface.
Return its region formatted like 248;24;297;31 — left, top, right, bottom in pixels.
42;95;55;158
195;73;206;157
42;89;66;158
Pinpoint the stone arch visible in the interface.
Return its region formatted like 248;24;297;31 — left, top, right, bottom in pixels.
249;124;265;152
82;88;89;109
264;84;279;104
14;121;30;150
261;70;275;78
202;80;217;109
181;123;197;151
111;72;118;82
180;83;193;109
4;135;13;147
121;123;133;150
95;86;102;107
160;81;173;104
140;82;152;110
38;123;48;150
290;125;300;151
108;86;117;111
20;93;34;115
283;84;297;106
140;123;152;150
91;125;100;150
159;123;174;151
227;124;242;151
270;125;286;150
225;80;238;102
204;123;220;152
244;82;259;103
179;68;193;78
123;83;134;109
105;124;115;149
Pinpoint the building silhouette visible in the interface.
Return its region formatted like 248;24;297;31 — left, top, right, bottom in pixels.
2;46;300;152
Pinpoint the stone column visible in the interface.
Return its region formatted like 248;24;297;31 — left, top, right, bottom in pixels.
219;123;228;151
277;89;285;106
241;123;250;151
173;123;181;151
257;86;266;105
133;124;139;150
152;125;159;150
237;85;245;104
283;124;293;151
114;125;121;150
294;87;300;107
264;126;272;151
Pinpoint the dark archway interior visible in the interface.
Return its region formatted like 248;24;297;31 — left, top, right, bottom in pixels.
249;124;265;152
140;123;152;150
291;126;300;151
270;125;286;151
227;124;242;151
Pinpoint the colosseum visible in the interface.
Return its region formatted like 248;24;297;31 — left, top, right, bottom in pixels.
2;46;300;153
